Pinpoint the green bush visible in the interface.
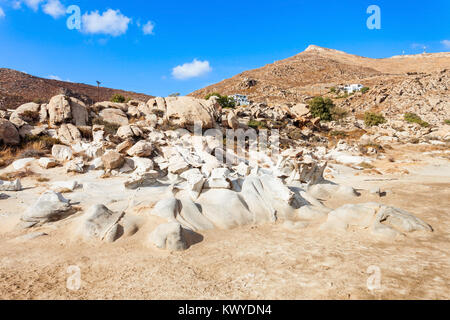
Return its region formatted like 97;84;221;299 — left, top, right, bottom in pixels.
404;113;430;127
361;87;370;94
308;97;334;121
364;112;386;127
205;92;236;109
247;120;268;130
329;87;337;93
445;119;450;125
111;94;126;103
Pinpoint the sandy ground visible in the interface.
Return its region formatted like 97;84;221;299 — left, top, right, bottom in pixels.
0;145;449;300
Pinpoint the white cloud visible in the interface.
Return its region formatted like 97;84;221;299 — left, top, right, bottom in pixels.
441;40;450;49
23;0;44;11
172;59;212;80
0;7;5;18
142;20;155;35
43;0;65;19
12;1;22;10
82;9;131;37
48;75;71;82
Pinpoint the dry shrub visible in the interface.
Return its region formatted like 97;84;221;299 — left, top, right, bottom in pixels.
0;168;37;181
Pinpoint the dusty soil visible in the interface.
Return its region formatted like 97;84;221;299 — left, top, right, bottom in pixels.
0;146;449;300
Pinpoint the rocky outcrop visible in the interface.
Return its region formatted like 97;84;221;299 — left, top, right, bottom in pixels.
0;119;20;145
58;123;82;145
77;204;125;242
99;108;129;126
21;191;73;226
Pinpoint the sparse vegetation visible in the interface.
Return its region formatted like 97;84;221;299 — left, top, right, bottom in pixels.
308;97;335;121
111;94;126;103
205;92;236;109
78;126;93;140
247;120;268;130
21;135;61;150
329;87;337;93
329;130;348;138
331;106;348;121
361;87;370;94
22;110;40;123
0;168;37;181
33;98;46;104
445;119;450;125
364;112;386;127
92;118;120;135
359;142;384;155
168;93;180;97
358;162;375;169
404;112;430;127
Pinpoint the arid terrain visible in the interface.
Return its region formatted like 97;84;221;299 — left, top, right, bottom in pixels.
0;46;449;300
0;147;449;300
0;68;153;111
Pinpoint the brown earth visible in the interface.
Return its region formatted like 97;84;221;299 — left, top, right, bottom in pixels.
189;45;450;105
0;68;154;111
0;145;448;300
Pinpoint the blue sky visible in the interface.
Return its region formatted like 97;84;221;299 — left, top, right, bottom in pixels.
0;0;449;97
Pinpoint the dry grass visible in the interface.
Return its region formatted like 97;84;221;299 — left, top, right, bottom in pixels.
0;168;38;181
0;136;60;169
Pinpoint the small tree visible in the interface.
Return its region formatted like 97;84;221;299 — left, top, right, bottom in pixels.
111;94;126;103
205;92;236;109
308;97;334;121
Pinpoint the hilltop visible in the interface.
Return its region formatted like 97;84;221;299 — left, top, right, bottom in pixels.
0;68;153;111
189;45;450;105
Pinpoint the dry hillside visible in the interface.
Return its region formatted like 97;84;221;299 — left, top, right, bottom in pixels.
190;45;450;105
0;68;153;111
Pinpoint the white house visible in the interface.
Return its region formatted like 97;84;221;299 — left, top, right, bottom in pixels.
229;94;249;106
341;84;364;93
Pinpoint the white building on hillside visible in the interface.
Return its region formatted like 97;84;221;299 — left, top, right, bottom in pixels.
229;94;249;106
341;84;364;93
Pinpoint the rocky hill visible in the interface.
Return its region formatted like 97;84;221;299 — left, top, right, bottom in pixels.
190;45;450;105
0;68;153;111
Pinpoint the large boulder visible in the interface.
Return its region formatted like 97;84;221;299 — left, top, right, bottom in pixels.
164;96;220;129
58;124;82;145
149;222;188;251
38;157;58;169
117;125;143;140
126;140;153;157
99;108;129;126
21;191;73;224
10;102;40;126
12;158;34;170
320;203;433;238
69;97;89;126
47;95;72;125
78;204;124;242
52;144;73;161
0;119;20;145
0;179;22;191
101;151;124;170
